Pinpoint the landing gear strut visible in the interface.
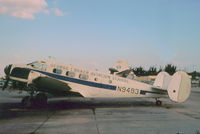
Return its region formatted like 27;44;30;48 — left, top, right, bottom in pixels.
21;93;47;108
155;98;162;106
21;96;33;108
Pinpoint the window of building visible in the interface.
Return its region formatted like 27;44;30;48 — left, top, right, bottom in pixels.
66;71;75;77
53;68;62;74
79;74;88;80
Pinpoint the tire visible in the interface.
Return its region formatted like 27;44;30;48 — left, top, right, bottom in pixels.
156;100;162;106
34;93;48;108
21;96;33;108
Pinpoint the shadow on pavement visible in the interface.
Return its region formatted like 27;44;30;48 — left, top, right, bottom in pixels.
0;98;178;120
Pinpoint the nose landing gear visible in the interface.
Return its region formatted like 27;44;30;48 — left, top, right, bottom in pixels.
21;96;33;108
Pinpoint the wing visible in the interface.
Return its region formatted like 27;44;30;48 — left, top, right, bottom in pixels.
32;76;83;97
9;69;83;97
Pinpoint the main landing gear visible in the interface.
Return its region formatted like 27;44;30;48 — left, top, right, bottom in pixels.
155;98;162;106
21;93;47;108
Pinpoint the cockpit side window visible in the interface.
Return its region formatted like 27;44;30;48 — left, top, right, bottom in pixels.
27;61;47;71
29;62;41;69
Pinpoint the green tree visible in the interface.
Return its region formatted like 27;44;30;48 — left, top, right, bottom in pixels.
147;66;157;75
164;64;177;75
157;66;163;74
188;71;200;80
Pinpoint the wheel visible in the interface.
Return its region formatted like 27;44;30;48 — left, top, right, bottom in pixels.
21;96;28;107
156;100;162;106
34;93;48;108
21;96;33;108
21;93;48;108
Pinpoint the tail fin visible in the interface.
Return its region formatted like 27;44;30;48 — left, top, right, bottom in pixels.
153;72;171;89
153;71;191;103
167;71;191;103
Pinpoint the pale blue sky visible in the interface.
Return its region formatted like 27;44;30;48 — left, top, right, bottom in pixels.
0;0;200;76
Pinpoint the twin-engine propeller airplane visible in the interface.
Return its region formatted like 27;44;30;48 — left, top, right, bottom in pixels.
2;59;191;107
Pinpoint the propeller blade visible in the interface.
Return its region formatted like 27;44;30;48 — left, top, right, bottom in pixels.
2;64;12;91
2;77;9;91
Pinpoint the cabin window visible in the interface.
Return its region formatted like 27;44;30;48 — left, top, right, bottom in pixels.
109;80;112;84
41;64;47;71
66;71;75;77
53;68;62;74
94;78;98;81
79;74;88;80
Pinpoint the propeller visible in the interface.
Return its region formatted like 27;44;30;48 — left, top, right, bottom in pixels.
2;77;9;90
2;64;12;91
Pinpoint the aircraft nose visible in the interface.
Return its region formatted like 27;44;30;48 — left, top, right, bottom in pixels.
4;64;12;76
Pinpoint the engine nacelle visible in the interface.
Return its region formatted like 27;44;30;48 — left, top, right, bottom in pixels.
27;70;41;86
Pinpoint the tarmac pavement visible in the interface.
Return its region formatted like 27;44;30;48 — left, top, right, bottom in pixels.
0;88;200;134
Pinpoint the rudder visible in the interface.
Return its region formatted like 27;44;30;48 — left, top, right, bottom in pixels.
167;71;191;103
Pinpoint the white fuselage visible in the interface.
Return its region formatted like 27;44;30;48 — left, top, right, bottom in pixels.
10;60;166;98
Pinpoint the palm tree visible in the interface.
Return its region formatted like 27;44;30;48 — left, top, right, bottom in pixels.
147;66;157;75
164;64;177;75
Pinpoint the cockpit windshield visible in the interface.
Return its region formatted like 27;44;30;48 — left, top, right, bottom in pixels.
27;61;40;68
27;61;47;71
